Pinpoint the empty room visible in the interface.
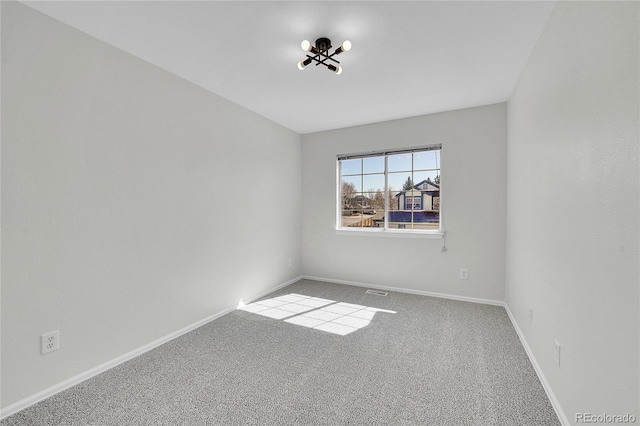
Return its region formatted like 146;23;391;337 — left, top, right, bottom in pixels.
1;1;638;425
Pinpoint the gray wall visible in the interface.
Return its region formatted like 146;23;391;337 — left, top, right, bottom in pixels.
506;1;639;421
301;104;507;302
1;2;302;407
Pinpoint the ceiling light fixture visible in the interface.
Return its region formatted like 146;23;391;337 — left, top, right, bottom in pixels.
297;37;351;75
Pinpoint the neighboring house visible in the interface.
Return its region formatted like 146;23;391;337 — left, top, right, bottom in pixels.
396;179;440;212
375;179;440;228
342;194;374;216
351;194;371;209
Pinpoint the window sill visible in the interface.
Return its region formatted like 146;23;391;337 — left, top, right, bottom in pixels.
335;228;444;239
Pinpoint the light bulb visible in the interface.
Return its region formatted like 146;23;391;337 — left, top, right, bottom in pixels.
297;60;306;70
341;40;352;52
335;66;343;75
301;40;312;51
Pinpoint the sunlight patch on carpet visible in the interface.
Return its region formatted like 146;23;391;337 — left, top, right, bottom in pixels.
238;293;396;335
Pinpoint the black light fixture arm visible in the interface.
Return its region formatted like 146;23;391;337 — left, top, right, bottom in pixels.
298;37;351;75
305;53;340;66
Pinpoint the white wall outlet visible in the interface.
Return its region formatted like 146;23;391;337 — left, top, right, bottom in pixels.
288;258;292;267
528;306;534;324
459;268;468;280
554;340;561;367
41;330;59;355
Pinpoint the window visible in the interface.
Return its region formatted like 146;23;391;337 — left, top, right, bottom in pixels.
337;145;441;233
405;197;422;210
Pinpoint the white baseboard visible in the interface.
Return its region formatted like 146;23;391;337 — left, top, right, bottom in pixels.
301;275;504;306
504;305;569;426
0;275;303;420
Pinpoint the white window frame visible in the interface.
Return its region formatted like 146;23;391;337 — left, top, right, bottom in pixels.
336;144;443;239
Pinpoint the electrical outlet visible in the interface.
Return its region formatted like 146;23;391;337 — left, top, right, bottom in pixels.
459;268;468;280
288;258;292;267
528;306;534;324
554;340;561;367
41;331;59;355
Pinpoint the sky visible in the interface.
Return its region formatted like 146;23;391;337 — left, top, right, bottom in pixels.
341;150;440;193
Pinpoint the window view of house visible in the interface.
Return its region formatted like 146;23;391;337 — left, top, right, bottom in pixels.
338;146;441;231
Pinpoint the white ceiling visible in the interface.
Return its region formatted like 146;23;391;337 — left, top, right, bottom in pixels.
22;1;556;134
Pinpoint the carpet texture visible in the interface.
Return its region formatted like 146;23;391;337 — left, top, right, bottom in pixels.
2;279;560;425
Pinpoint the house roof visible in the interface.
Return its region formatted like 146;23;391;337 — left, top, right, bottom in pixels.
414;180;440;190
